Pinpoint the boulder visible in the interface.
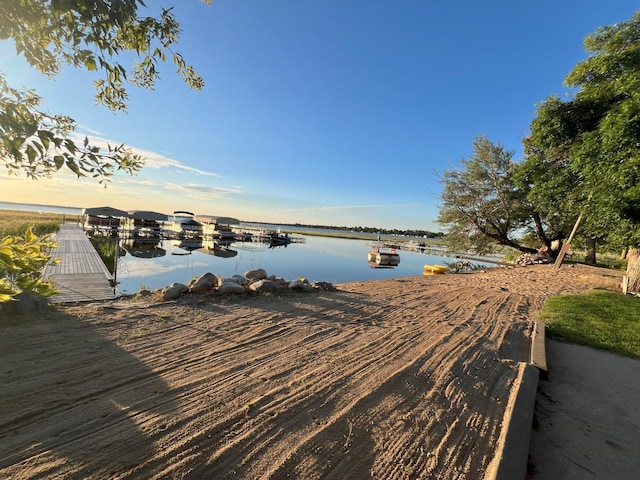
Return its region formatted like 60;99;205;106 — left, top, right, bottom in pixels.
218;280;246;294
267;275;289;288
516;253;553;266
229;274;246;285
0;292;51;315
289;278;315;292
245;268;268;281
189;272;218;294
313;281;337;292
158;282;189;301
248;279;282;294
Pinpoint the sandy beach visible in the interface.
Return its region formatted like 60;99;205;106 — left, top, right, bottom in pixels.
0;264;622;479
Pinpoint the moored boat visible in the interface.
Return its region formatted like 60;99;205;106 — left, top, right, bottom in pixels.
124;210;168;237
165;211;203;239
82;206;127;235
368;246;400;267
268;232;292;247
195;215;241;239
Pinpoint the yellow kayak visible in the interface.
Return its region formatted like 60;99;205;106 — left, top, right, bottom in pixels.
423;264;449;274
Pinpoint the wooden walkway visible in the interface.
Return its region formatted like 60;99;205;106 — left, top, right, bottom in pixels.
43;224;115;303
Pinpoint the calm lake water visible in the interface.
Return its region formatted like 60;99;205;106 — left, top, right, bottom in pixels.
1;201;496;295
113;235;489;295
0;201;83;216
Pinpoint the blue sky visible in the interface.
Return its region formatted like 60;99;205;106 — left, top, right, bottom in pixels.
1;1;638;230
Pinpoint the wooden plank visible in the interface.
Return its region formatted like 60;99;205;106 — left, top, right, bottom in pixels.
47;274;115;303
554;214;583;269
43;224;114;303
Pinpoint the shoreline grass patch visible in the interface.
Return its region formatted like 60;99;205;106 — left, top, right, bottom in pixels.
0;209;65;237
89;235;117;274
538;290;640;358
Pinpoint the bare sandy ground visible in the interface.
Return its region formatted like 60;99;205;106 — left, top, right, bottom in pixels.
0;264;622;479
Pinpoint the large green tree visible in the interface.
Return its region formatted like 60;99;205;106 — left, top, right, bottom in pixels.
524;9;640;289
1;0;207;183
437;135;568;256
0;1;209;302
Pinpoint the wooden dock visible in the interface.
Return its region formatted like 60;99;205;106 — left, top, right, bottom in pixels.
43;224;115;303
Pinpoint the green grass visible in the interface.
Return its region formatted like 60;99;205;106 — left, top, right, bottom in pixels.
89;235;117;273
564;252;627;270
538;290;640;358
0;209;65;237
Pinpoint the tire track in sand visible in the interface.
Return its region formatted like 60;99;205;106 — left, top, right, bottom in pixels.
0;265;623;479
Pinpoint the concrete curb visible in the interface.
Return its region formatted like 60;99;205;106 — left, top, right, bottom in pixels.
484;322;546;480
530;321;548;376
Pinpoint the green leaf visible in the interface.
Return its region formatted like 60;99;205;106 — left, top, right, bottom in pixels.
25;144;37;164
25;226;36;243
0;293;16;303
84;56;97;71
54;155;65;170
66;158;82;176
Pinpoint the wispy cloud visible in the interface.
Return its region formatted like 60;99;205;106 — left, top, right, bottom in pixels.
4;146;244;210
277;203;425;212
119;177;243;200
164;183;243;199
119;178;163;187
137;151;220;177
77;124;105;137
68;132;221;177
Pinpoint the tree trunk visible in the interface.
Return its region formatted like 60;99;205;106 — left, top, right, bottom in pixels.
532;212;551;250
585;238;597;265
626;247;640;293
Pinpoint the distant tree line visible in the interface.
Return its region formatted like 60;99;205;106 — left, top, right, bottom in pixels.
289;223;445;238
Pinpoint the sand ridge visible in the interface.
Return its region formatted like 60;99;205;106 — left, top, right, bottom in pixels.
0;264;622;479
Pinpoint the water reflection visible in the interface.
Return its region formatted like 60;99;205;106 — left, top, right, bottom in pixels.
174;238;203;254
123;237;166;258
110;234;491;296
196;240;238;258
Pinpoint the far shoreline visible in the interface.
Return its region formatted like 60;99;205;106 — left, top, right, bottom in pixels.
1;201;446;245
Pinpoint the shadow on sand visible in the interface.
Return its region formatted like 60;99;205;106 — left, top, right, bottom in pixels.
0;301;178;478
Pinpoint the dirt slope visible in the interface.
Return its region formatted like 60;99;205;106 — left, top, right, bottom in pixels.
0;264;621;479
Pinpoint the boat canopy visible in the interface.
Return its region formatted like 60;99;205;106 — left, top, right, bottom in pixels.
194;215;240;225
82;206;128;217
127;210;168;221
181;219;201;227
